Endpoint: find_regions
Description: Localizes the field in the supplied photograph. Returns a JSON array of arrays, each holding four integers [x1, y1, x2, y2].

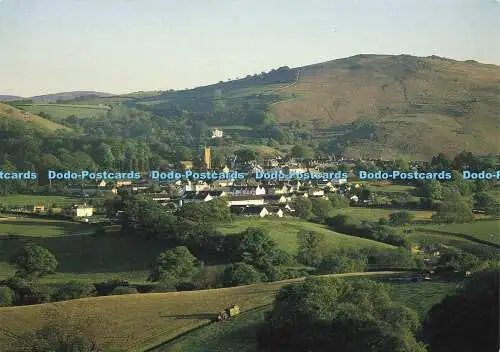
[[0, 217, 89, 237], [0, 272, 401, 352], [0, 102, 71, 132], [0, 229, 171, 282], [159, 281, 457, 352], [15, 103, 110, 120], [0, 194, 80, 207], [218, 217, 395, 253], [333, 207, 435, 222], [418, 219, 500, 246]]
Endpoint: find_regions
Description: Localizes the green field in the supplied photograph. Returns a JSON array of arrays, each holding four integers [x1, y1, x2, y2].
[[407, 231, 499, 259], [366, 184, 417, 193], [0, 272, 399, 352], [0, 217, 89, 237], [0, 230, 171, 282], [219, 217, 395, 254], [0, 194, 82, 207], [16, 103, 110, 120], [333, 207, 435, 222], [418, 219, 500, 246], [155, 280, 457, 352]]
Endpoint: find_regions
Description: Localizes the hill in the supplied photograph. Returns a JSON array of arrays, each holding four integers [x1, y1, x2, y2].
[[0, 103, 72, 132], [126, 54, 500, 159], [271, 55, 500, 159], [29, 91, 113, 103], [0, 272, 400, 352], [0, 95, 23, 102]]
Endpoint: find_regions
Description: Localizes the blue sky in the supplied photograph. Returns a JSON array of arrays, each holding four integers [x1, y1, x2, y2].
[[0, 0, 499, 96]]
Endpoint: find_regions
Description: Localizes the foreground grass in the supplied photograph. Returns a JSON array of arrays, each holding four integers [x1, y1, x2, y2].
[[0, 272, 397, 352], [418, 219, 500, 246], [219, 217, 394, 253], [155, 280, 458, 352]]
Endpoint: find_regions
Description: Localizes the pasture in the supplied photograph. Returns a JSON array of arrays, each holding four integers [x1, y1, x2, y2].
[[218, 217, 395, 254], [0, 194, 82, 207], [157, 280, 457, 352], [0, 272, 399, 352], [16, 103, 109, 120], [418, 219, 500, 246]]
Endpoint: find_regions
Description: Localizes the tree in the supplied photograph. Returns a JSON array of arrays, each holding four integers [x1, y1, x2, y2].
[[419, 180, 443, 200], [237, 227, 277, 267], [422, 268, 499, 352], [317, 248, 368, 274], [293, 197, 312, 219], [235, 148, 260, 163], [148, 246, 200, 285], [11, 244, 58, 279], [296, 230, 325, 266], [473, 192, 496, 210], [257, 277, 426, 352], [222, 263, 262, 287], [388, 211, 414, 226], [432, 200, 473, 223], [0, 286, 14, 307], [437, 250, 479, 272], [359, 188, 372, 202], [290, 144, 315, 159], [330, 194, 349, 208], [311, 198, 333, 222], [52, 281, 96, 301]]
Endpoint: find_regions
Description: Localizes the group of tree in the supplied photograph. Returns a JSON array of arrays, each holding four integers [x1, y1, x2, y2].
[[257, 277, 426, 351]]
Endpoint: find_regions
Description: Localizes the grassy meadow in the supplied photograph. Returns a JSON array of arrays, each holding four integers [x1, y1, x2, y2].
[[157, 280, 457, 352], [0, 194, 79, 207], [218, 217, 395, 254], [16, 103, 110, 120], [0, 272, 401, 352], [417, 219, 500, 246]]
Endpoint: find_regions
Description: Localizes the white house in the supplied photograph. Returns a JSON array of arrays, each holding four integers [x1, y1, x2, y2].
[[67, 204, 94, 217], [211, 128, 224, 138], [349, 195, 359, 203], [308, 189, 325, 197], [227, 195, 266, 207], [229, 185, 266, 196]]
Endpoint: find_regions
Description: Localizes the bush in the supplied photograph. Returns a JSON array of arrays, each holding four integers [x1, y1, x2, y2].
[[222, 263, 263, 287], [11, 244, 58, 279], [52, 281, 96, 301], [0, 286, 14, 307], [110, 286, 138, 295], [388, 211, 414, 226], [94, 279, 129, 296]]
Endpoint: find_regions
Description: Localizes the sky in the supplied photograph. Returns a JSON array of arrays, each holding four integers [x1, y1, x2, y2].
[[0, 0, 499, 97]]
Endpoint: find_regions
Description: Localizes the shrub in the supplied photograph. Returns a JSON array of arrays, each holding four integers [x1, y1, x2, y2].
[[52, 281, 96, 301], [0, 286, 14, 307], [110, 286, 138, 295], [94, 279, 129, 296], [222, 263, 263, 287]]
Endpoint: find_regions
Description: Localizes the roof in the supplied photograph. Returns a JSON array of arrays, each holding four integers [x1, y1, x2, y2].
[[227, 195, 265, 201]]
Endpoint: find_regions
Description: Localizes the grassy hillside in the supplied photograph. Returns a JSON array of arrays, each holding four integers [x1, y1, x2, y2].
[[0, 103, 71, 132], [0, 272, 399, 352], [416, 219, 500, 246], [14, 103, 110, 120], [158, 281, 457, 352], [218, 217, 395, 253], [271, 55, 500, 159], [122, 54, 499, 159]]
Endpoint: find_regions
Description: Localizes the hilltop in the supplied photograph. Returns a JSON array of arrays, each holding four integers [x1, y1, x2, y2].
[[9, 54, 500, 159], [0, 103, 72, 132], [124, 54, 500, 159], [0, 95, 23, 102]]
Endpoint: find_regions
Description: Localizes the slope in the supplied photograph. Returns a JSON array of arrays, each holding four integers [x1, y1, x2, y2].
[[0, 272, 397, 352], [128, 54, 500, 159], [0, 103, 72, 132], [271, 54, 500, 159]]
